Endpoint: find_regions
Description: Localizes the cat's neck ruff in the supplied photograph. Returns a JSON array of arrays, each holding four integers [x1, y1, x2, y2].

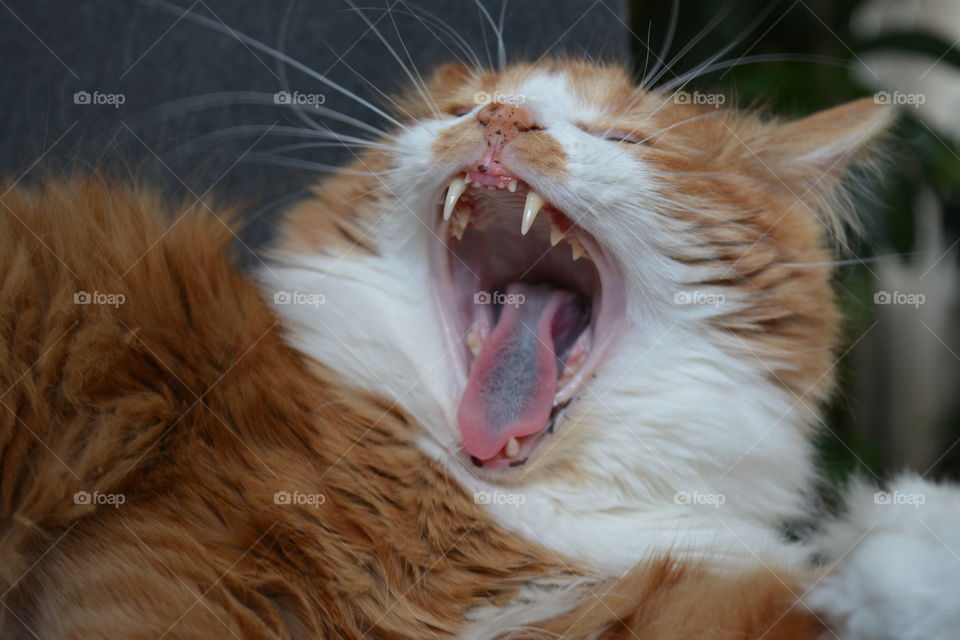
[[263, 243, 813, 575]]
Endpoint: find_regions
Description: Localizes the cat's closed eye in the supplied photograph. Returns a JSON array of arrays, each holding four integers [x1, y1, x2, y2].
[[447, 105, 473, 117], [600, 130, 647, 145], [576, 123, 650, 145]]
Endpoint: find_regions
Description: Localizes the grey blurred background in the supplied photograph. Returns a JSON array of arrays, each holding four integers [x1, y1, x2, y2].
[[0, 0, 628, 247], [1, 0, 958, 489]]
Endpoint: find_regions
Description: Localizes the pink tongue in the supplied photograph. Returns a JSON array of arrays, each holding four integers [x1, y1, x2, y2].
[[457, 283, 581, 461]]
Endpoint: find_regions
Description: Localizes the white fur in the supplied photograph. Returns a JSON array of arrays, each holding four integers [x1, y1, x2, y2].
[[806, 474, 960, 640]]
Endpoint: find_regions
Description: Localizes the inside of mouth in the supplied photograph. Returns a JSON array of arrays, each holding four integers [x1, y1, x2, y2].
[[442, 182, 602, 467]]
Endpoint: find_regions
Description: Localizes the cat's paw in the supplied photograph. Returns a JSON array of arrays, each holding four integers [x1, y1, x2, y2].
[[805, 474, 960, 640]]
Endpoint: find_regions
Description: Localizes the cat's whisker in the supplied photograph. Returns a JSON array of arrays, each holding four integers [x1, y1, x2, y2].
[[644, 2, 734, 89], [138, 92, 390, 139], [470, 0, 506, 70], [392, 2, 484, 70], [598, 105, 741, 146], [635, 109, 742, 145], [640, 0, 679, 88], [630, 2, 781, 130], [666, 0, 782, 92], [275, 1, 325, 133], [242, 152, 400, 176], [598, 5, 735, 138], [140, 0, 409, 131], [168, 124, 390, 160], [265, 140, 392, 155], [385, 6, 444, 117], [344, 0, 441, 119], [659, 53, 850, 93]]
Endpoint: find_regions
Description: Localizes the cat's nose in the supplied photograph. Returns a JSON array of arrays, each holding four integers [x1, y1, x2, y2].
[[477, 102, 540, 148]]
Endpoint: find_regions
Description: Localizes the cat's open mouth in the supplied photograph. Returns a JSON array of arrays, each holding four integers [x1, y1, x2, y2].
[[431, 170, 625, 472]]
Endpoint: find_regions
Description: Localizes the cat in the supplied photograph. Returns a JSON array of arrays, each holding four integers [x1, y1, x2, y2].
[[1, 56, 957, 638]]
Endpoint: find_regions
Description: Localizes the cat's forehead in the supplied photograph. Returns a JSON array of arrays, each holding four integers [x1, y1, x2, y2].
[[469, 62, 641, 119]]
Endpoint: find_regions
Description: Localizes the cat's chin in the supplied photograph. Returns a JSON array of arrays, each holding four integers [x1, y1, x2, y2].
[[429, 169, 626, 473]]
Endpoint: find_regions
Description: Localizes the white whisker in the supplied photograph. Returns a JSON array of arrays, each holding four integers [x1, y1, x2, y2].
[[138, 91, 388, 138], [242, 152, 400, 175], [645, 2, 734, 88], [659, 53, 849, 92], [344, 0, 441, 118], [641, 0, 679, 87], [140, 0, 408, 130]]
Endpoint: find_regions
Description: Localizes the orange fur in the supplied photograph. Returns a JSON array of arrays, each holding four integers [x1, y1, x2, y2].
[[0, 177, 823, 638]]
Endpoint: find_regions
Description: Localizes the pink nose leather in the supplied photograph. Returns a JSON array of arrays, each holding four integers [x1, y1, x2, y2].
[[474, 102, 540, 176]]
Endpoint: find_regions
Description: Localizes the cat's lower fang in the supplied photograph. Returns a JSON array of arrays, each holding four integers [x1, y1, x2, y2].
[[569, 234, 587, 261], [504, 437, 520, 458], [467, 326, 484, 359], [451, 202, 472, 240]]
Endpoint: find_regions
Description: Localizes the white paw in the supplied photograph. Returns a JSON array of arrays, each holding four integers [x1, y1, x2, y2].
[[805, 474, 960, 640]]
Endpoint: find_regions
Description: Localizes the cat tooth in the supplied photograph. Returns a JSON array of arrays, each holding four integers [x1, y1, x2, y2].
[[443, 176, 467, 221], [504, 437, 520, 458], [451, 202, 471, 240], [521, 191, 545, 235], [507, 179, 518, 193], [550, 222, 564, 247], [467, 328, 483, 359], [568, 234, 587, 261]]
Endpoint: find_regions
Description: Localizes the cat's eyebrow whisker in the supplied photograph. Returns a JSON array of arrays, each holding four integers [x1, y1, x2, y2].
[[644, 1, 734, 89], [663, 0, 782, 93], [597, 3, 734, 138], [344, 0, 442, 120], [140, 0, 408, 131], [629, 2, 780, 131], [138, 91, 388, 139], [659, 53, 851, 93], [640, 0, 680, 88]]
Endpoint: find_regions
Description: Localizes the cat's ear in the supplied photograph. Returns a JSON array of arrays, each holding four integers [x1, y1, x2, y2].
[[754, 98, 893, 193]]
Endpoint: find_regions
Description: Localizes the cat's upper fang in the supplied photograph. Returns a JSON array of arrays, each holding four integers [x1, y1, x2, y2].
[[521, 191, 544, 235], [443, 175, 467, 221]]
